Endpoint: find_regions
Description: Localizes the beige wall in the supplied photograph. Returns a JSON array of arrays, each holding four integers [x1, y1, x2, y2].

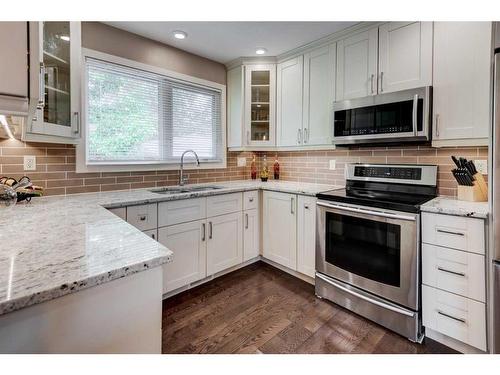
[[81, 22, 226, 85]]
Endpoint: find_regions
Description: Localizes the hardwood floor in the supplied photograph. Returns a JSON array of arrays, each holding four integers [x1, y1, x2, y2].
[[162, 261, 456, 354]]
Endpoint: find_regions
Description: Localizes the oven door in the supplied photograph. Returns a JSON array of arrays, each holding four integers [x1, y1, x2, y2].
[[316, 200, 419, 310]]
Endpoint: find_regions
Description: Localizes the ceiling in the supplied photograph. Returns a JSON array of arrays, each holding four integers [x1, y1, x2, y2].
[[105, 22, 358, 64]]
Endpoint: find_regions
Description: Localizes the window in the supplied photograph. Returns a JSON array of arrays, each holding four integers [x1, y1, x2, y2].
[[83, 55, 224, 167]]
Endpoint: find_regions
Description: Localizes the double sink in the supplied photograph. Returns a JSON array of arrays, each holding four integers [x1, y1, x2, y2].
[[149, 185, 224, 195]]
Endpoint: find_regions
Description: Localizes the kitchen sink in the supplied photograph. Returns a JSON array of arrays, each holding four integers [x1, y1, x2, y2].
[[149, 185, 224, 195]]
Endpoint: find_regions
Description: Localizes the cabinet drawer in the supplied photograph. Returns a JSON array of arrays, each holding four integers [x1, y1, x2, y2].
[[422, 212, 485, 254], [158, 197, 206, 227], [422, 285, 486, 351], [108, 207, 126, 221], [207, 193, 242, 217], [126, 204, 157, 231], [243, 190, 259, 210], [422, 244, 485, 302]]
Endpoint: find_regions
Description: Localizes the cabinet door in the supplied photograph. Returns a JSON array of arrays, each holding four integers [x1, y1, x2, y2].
[[303, 44, 336, 146], [158, 220, 207, 294], [262, 191, 297, 270], [244, 64, 276, 146], [336, 28, 378, 100], [297, 196, 316, 278], [276, 56, 304, 146], [207, 212, 243, 275], [28, 22, 81, 141], [432, 22, 491, 143], [378, 22, 432, 93], [243, 209, 260, 261], [0, 22, 28, 98], [227, 65, 244, 148]]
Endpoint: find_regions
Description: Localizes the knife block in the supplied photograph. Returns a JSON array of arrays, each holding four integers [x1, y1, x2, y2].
[[457, 173, 488, 202]]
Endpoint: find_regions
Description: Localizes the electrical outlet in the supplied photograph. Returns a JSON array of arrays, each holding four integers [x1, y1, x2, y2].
[[237, 157, 247, 167], [23, 155, 36, 171], [474, 160, 488, 175], [329, 160, 336, 170]]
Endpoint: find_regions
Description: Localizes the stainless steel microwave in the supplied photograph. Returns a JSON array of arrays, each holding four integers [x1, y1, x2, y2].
[[332, 86, 432, 146]]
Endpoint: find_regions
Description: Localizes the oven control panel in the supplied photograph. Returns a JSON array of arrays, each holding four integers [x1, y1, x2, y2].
[[354, 166, 422, 180]]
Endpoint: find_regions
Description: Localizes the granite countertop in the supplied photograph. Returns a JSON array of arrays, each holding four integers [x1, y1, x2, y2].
[[420, 196, 490, 219], [0, 179, 340, 316]]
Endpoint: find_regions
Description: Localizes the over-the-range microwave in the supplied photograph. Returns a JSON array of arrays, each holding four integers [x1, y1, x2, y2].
[[332, 86, 432, 146]]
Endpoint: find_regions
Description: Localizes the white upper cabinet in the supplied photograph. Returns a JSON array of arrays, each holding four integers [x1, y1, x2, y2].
[[26, 22, 82, 144], [303, 44, 336, 146], [244, 64, 276, 146], [276, 56, 304, 146], [227, 66, 244, 148], [336, 28, 378, 100], [378, 22, 433, 93], [0, 22, 28, 114], [432, 22, 491, 145]]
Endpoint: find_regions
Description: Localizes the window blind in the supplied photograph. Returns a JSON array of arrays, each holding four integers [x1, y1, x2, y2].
[[85, 57, 223, 164]]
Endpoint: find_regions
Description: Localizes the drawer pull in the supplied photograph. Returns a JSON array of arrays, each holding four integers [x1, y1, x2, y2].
[[249, 198, 254, 202], [139, 215, 147, 221], [437, 267, 466, 277], [437, 310, 467, 324], [245, 213, 249, 229], [202, 223, 206, 241], [436, 229, 464, 236]]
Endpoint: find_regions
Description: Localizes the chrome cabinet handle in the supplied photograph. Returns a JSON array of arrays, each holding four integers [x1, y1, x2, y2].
[[297, 128, 302, 144], [73, 112, 80, 135], [437, 310, 466, 324], [436, 228, 464, 236], [291, 197, 295, 214], [249, 197, 254, 202], [209, 221, 213, 239], [245, 213, 249, 229], [139, 215, 147, 221], [38, 62, 46, 108], [151, 232, 155, 240], [202, 223, 206, 241], [304, 204, 309, 209], [370, 74, 375, 94], [304, 128, 308, 143], [437, 267, 466, 277], [380, 71, 384, 92], [412, 94, 418, 136], [435, 114, 440, 137]]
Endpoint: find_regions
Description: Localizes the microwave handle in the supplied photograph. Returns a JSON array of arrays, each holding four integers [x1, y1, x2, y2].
[[317, 201, 417, 222], [412, 94, 418, 136]]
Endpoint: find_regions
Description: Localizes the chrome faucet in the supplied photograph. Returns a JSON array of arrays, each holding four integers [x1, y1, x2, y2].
[[179, 150, 200, 186]]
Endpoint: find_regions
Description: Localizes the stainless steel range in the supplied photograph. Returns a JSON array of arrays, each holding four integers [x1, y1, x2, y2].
[[315, 163, 438, 342]]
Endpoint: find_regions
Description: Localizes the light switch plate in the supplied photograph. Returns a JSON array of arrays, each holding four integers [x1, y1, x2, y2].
[[23, 155, 36, 171], [474, 160, 488, 175], [237, 157, 247, 167], [329, 160, 336, 170]]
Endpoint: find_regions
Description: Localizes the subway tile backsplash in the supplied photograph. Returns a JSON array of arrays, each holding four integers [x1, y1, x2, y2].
[[0, 138, 487, 197]]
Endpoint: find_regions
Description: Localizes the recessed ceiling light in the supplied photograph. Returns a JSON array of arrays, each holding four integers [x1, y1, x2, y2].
[[173, 31, 187, 40], [255, 48, 267, 55]]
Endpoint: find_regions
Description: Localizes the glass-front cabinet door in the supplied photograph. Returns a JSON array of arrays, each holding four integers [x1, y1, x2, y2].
[[244, 64, 276, 146], [28, 22, 81, 143]]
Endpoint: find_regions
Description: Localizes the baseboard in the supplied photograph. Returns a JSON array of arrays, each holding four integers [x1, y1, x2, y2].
[[425, 327, 487, 354], [260, 257, 315, 285]]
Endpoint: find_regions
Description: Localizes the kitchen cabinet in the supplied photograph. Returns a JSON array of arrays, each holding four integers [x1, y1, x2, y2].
[[227, 66, 244, 148], [127, 203, 158, 231], [378, 22, 433, 93], [158, 220, 207, 293], [243, 208, 260, 261], [276, 56, 304, 146], [25, 21, 82, 144], [297, 195, 317, 278], [262, 191, 297, 270], [432, 22, 491, 146], [302, 44, 336, 146], [244, 64, 276, 146], [0, 22, 29, 114], [336, 28, 378, 100], [207, 212, 243, 275]]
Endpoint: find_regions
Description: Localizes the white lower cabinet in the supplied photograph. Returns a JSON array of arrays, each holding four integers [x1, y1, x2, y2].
[[262, 191, 297, 270], [243, 209, 260, 261], [297, 196, 317, 278], [158, 220, 207, 294], [207, 212, 243, 275]]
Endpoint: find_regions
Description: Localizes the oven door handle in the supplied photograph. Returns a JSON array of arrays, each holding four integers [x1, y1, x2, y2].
[[317, 201, 417, 222], [316, 273, 415, 318], [412, 93, 418, 136]]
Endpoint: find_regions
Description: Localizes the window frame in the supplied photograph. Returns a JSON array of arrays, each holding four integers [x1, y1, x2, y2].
[[76, 48, 226, 173]]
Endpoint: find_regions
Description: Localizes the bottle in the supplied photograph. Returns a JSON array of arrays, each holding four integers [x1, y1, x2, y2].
[[273, 154, 280, 180], [250, 155, 257, 180], [260, 154, 269, 182]]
